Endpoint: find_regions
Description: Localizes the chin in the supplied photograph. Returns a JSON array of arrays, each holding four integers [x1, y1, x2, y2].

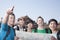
[[10, 23, 14, 25]]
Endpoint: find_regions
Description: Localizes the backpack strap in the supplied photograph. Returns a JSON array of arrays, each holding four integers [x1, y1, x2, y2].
[[3, 26, 10, 40]]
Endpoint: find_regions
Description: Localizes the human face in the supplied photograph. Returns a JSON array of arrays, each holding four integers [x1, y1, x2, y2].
[[18, 19, 25, 26], [37, 18, 44, 26], [27, 23, 33, 29], [49, 21, 57, 31], [8, 15, 15, 26]]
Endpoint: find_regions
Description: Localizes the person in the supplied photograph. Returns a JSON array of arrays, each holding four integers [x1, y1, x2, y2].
[[36, 16, 51, 33], [15, 16, 28, 40], [0, 6, 16, 40], [48, 19, 60, 40], [14, 17, 27, 32], [23, 16, 37, 32], [26, 20, 34, 32]]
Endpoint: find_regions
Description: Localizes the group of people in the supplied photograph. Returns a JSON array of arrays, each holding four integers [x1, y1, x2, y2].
[[0, 7, 60, 40]]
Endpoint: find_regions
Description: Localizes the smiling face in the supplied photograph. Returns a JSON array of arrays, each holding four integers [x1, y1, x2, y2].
[[48, 19, 58, 31], [8, 14, 15, 27], [49, 21, 57, 31], [18, 17, 25, 27], [37, 18, 44, 26], [19, 19, 25, 26], [37, 16, 44, 27], [27, 22, 33, 29]]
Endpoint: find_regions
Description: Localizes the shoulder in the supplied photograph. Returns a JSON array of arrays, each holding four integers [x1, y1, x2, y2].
[[1, 23, 8, 30], [57, 30, 60, 40], [1, 23, 7, 26]]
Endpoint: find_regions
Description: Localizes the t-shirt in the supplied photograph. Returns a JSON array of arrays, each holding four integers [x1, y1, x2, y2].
[[52, 31, 60, 40], [0, 23, 15, 40], [32, 28, 52, 33], [37, 29, 47, 33], [51, 33, 57, 39], [32, 29, 36, 33], [37, 28, 52, 33]]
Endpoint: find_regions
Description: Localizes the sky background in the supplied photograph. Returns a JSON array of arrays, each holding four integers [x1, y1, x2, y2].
[[0, 0, 60, 23]]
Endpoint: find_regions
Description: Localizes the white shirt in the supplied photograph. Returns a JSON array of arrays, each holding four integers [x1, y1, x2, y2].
[[52, 32, 57, 39]]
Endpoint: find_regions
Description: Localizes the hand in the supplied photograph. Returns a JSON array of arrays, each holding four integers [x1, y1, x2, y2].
[[14, 36, 19, 40], [7, 6, 14, 15]]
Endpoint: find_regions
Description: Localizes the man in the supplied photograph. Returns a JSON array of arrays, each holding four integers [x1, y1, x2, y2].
[[36, 16, 51, 33], [48, 19, 60, 40], [0, 6, 16, 40]]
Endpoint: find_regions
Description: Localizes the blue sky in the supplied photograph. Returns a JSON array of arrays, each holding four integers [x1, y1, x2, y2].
[[0, 0, 60, 23]]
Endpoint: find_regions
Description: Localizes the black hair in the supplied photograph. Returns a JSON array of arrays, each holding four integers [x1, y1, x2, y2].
[[37, 16, 44, 21], [8, 13, 15, 27], [9, 13, 15, 19], [48, 19, 58, 25], [18, 17, 25, 21], [26, 19, 34, 25]]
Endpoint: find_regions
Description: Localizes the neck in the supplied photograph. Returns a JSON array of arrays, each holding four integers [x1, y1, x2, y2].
[[38, 25, 44, 29], [18, 25, 23, 28], [52, 29, 58, 33], [8, 23, 13, 27], [27, 28, 32, 32]]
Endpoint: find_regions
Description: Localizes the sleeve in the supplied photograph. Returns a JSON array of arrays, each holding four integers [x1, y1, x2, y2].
[[1, 23, 8, 30]]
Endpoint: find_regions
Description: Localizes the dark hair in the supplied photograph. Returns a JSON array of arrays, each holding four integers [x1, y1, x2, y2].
[[8, 13, 15, 27], [48, 19, 58, 25], [37, 16, 44, 21], [9, 13, 15, 19], [26, 20, 34, 25], [18, 17, 25, 21]]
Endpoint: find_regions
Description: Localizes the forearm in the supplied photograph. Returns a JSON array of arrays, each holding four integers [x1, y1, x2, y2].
[[2, 6, 14, 24], [2, 14, 9, 24]]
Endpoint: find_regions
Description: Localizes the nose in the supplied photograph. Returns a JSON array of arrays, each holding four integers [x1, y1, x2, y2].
[[52, 24, 55, 27]]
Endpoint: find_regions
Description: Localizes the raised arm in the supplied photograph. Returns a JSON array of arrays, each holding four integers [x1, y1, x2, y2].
[[2, 6, 14, 24]]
